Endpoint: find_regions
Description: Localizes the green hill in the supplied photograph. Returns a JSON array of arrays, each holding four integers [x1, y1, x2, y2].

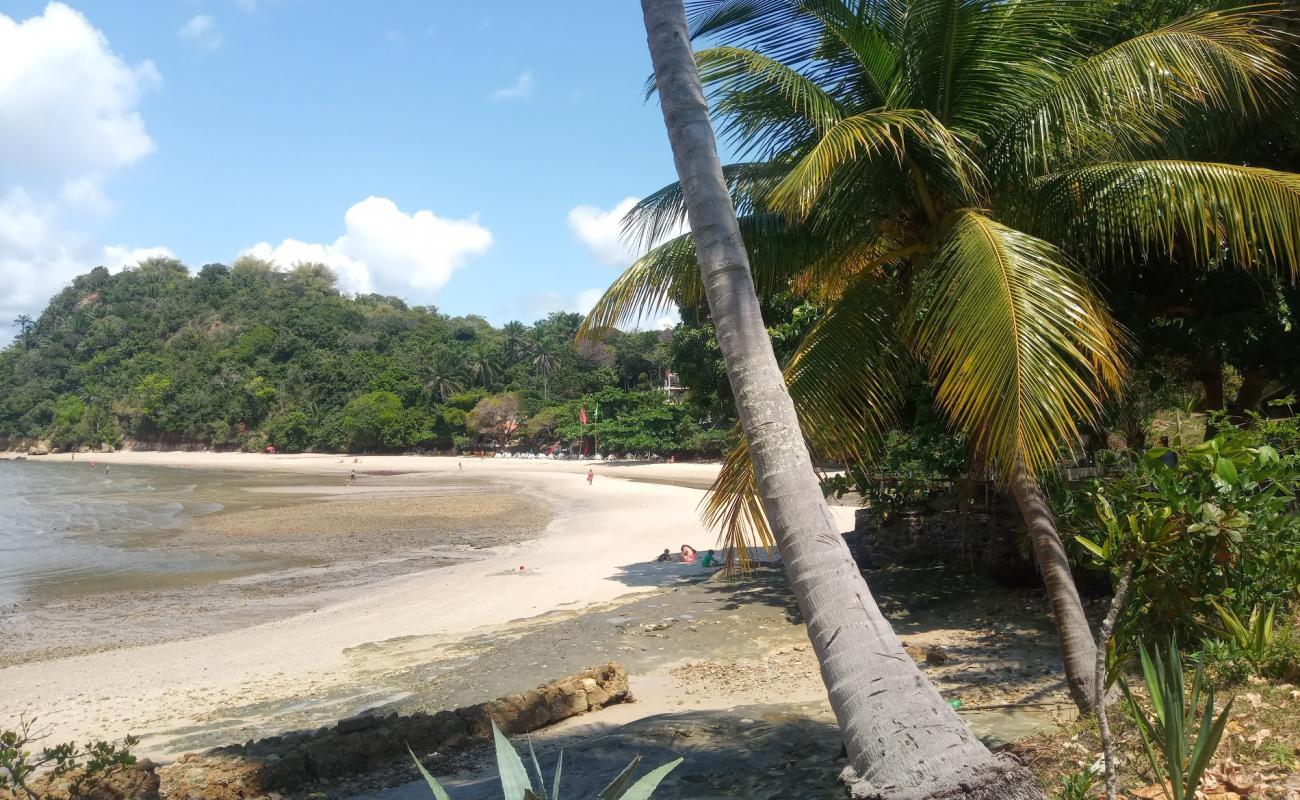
[[0, 257, 732, 456]]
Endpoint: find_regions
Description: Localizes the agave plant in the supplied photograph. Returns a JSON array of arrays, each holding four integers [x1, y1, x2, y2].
[[1122, 640, 1234, 800], [581, 0, 1300, 711], [1211, 602, 1277, 665], [409, 722, 681, 800]]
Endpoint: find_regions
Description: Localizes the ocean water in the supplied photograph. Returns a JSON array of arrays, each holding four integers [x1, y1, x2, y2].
[[0, 460, 232, 607]]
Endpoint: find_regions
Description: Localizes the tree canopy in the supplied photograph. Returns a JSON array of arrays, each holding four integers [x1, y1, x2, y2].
[[0, 257, 728, 455]]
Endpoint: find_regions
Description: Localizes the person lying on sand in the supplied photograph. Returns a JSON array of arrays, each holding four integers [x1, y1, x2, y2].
[[680, 544, 697, 563]]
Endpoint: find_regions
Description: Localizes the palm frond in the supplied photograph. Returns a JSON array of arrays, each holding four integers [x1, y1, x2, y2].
[[989, 6, 1291, 179], [906, 210, 1125, 481], [769, 107, 983, 217], [621, 162, 788, 254], [697, 46, 845, 158], [703, 276, 913, 563], [1019, 161, 1300, 276], [579, 214, 822, 338]]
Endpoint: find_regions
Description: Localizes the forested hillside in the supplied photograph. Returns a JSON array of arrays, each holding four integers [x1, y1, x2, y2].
[[0, 257, 735, 455]]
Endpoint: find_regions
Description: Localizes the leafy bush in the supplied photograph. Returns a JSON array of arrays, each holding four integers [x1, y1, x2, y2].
[[821, 405, 968, 522], [1065, 424, 1300, 647], [410, 722, 680, 799], [0, 718, 137, 800]]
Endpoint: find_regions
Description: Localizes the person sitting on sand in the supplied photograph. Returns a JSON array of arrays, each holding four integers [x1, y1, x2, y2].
[[680, 544, 697, 563], [655, 548, 672, 563], [699, 549, 719, 568]]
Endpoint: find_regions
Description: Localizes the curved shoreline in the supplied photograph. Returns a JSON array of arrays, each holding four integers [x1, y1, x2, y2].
[[2, 452, 833, 758]]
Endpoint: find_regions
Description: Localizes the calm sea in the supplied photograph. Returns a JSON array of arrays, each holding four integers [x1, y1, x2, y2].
[[0, 460, 232, 608]]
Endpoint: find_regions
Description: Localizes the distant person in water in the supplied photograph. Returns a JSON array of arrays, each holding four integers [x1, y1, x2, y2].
[[348, 470, 356, 485], [586, 468, 594, 485], [699, 549, 719, 568], [655, 548, 672, 563], [680, 544, 697, 563], [105, 465, 110, 475]]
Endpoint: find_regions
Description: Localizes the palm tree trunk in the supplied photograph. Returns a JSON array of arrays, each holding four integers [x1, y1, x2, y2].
[[641, 3, 1043, 798], [1009, 458, 1098, 712]]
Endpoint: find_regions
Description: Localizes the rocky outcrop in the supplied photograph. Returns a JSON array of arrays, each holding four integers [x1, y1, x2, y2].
[[0, 761, 161, 800], [156, 662, 629, 800]]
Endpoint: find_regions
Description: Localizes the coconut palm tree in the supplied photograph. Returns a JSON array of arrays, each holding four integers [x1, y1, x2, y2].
[[422, 352, 466, 403], [466, 346, 500, 390], [501, 320, 529, 366], [633, 2, 1045, 797], [11, 315, 34, 351], [591, 0, 1300, 712], [527, 337, 560, 401]]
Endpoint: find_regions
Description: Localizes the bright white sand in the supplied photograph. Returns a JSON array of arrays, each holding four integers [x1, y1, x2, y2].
[[3, 451, 855, 756]]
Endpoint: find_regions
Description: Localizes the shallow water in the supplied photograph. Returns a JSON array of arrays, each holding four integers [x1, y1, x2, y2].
[[0, 460, 287, 608]]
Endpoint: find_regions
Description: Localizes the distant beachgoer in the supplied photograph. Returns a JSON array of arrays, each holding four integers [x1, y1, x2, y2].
[[458, 461, 462, 471], [700, 549, 719, 568], [680, 544, 697, 563], [348, 469, 356, 485], [89, 459, 95, 467], [70, 453, 75, 461], [586, 468, 594, 485], [105, 465, 110, 475], [655, 548, 672, 563]]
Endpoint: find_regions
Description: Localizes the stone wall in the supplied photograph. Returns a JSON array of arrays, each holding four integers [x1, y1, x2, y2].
[[852, 499, 1031, 577], [6, 663, 629, 800]]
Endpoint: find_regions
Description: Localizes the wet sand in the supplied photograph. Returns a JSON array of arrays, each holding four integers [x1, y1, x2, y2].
[[2, 468, 548, 667], [2, 451, 805, 757]]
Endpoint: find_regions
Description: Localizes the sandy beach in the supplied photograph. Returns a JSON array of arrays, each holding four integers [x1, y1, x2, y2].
[[2, 451, 861, 758]]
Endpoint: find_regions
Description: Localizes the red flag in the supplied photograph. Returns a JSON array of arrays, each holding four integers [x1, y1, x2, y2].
[[579, 405, 588, 425]]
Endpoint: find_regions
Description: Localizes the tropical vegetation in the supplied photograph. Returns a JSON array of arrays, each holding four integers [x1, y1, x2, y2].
[[587, 0, 1300, 711], [0, 257, 733, 457]]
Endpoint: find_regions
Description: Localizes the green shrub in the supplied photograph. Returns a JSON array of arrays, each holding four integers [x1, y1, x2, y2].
[[1, 718, 137, 800], [1064, 423, 1300, 647]]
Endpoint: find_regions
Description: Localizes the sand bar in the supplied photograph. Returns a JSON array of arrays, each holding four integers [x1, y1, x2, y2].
[[2, 451, 855, 757]]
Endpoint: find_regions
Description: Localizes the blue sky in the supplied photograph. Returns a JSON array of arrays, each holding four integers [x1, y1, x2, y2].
[[0, 1, 706, 328]]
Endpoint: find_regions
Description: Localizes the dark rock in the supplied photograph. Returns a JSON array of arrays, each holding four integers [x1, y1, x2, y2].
[[336, 711, 378, 735]]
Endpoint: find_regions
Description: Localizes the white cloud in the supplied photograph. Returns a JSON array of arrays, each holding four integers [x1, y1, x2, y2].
[[490, 71, 534, 101], [523, 287, 605, 318], [567, 197, 689, 267], [0, 3, 159, 189], [178, 15, 222, 51], [101, 245, 176, 271], [242, 196, 493, 298], [0, 3, 166, 324]]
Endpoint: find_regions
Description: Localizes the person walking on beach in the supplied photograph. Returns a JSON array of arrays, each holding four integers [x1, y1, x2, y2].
[[586, 468, 594, 485], [348, 469, 356, 485]]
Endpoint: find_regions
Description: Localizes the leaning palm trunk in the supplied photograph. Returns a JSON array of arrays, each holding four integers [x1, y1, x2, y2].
[[1009, 460, 1099, 712], [641, 3, 1043, 798]]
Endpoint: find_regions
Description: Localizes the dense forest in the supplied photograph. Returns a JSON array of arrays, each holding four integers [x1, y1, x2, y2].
[[0, 257, 739, 456]]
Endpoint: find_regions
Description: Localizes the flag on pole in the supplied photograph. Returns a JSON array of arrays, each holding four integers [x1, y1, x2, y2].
[[579, 405, 588, 425], [594, 402, 600, 421]]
